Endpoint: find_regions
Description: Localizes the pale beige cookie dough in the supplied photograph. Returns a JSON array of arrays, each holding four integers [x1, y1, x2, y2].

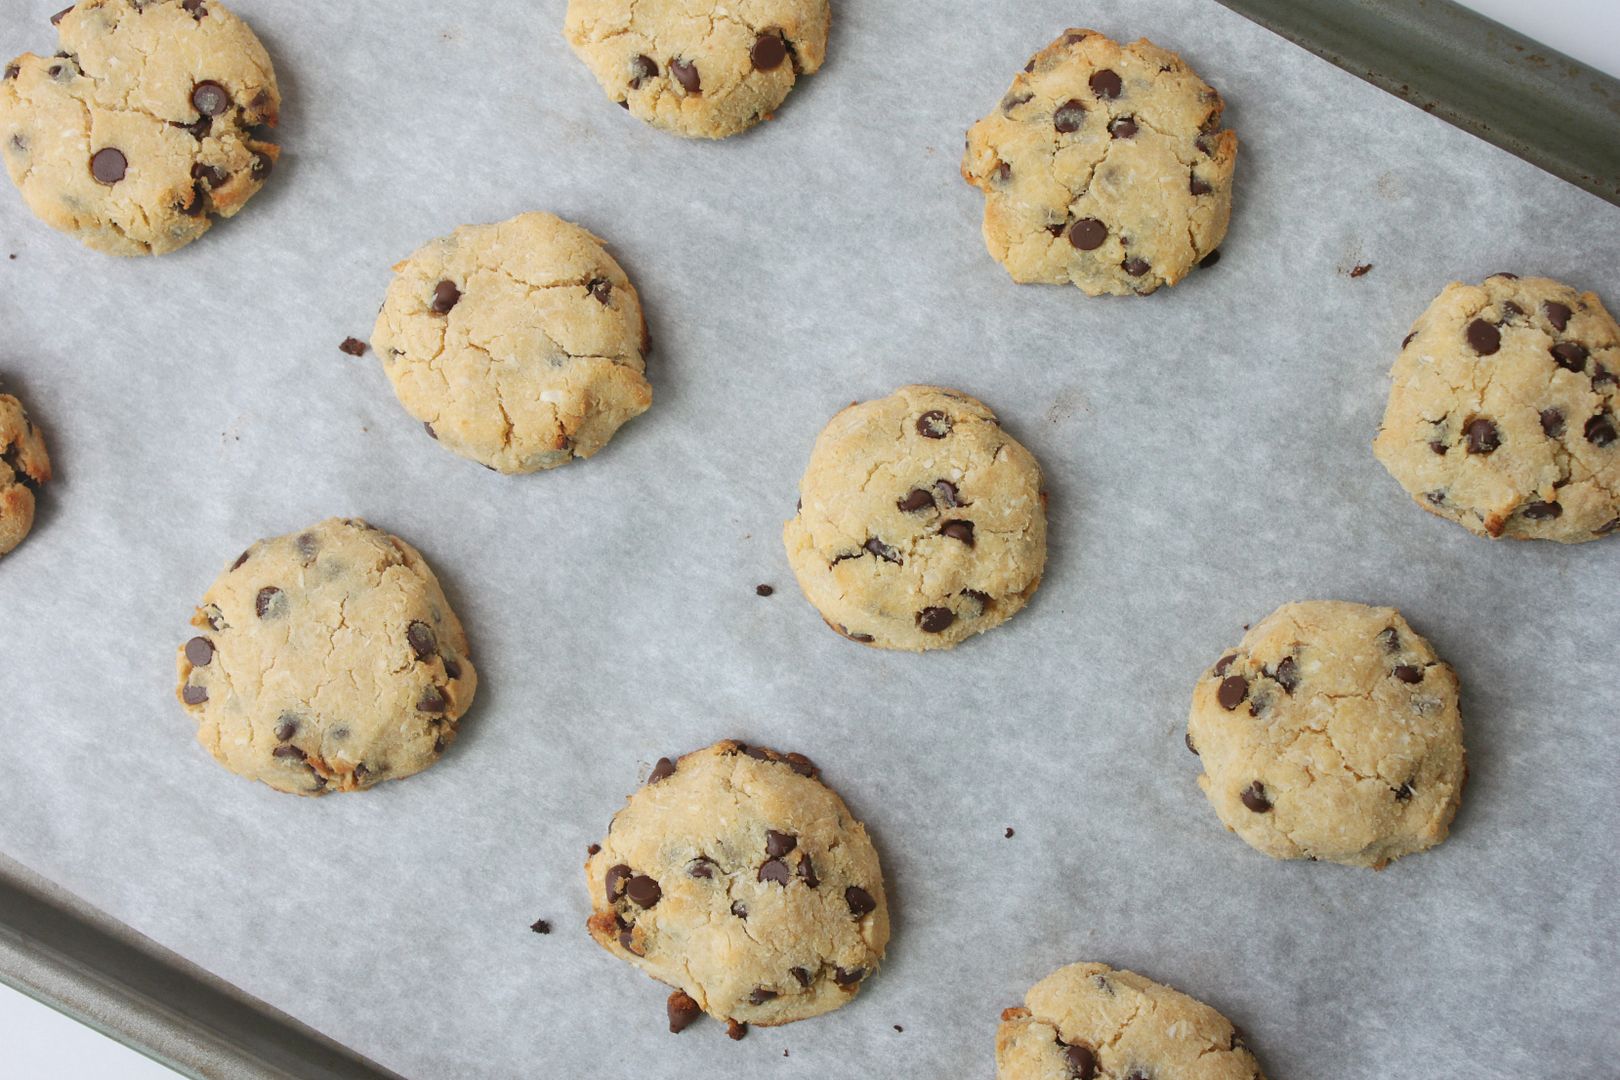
[[0, 0, 280, 256], [1187, 601, 1465, 869], [1374, 274, 1620, 542], [585, 740, 888, 1034], [783, 385, 1047, 652], [176, 517, 477, 796], [962, 28, 1236, 296], [999, 962, 1264, 1080], [372, 212, 652, 474], [0, 391, 51, 557], [564, 0, 829, 139]]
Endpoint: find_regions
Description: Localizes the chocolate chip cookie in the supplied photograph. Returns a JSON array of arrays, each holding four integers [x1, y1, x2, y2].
[[1374, 274, 1620, 542], [0, 0, 279, 256], [0, 390, 51, 558], [998, 961, 1264, 1080], [176, 518, 476, 796], [372, 212, 652, 474], [783, 385, 1047, 652], [962, 29, 1237, 296], [585, 741, 888, 1033], [1187, 601, 1465, 869], [564, 0, 829, 139]]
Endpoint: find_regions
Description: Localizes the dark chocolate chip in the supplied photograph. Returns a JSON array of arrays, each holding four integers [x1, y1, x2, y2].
[[916, 410, 952, 438], [1066, 1044, 1097, 1079], [1393, 664, 1423, 684], [1522, 500, 1563, 521], [765, 830, 797, 857], [648, 756, 676, 783], [1595, 364, 1616, 388], [748, 988, 778, 1005], [1216, 675, 1248, 710], [783, 752, 818, 777], [1377, 626, 1400, 651], [727, 1020, 747, 1041], [586, 277, 612, 305], [1598, 517, 1620, 535], [1240, 781, 1272, 812], [1108, 116, 1137, 139], [1068, 217, 1107, 251], [417, 686, 447, 713], [667, 991, 701, 1033], [1190, 175, 1212, 196], [628, 54, 657, 88], [832, 967, 864, 986], [339, 337, 368, 357], [1394, 782, 1414, 801], [758, 859, 791, 885], [755, 583, 774, 597], [751, 31, 787, 71], [587, 843, 601, 855], [933, 480, 961, 507], [1465, 319, 1500, 356], [406, 620, 437, 661], [191, 162, 228, 187], [1464, 418, 1500, 455], [1214, 654, 1237, 676], [1551, 342, 1588, 372], [1540, 409, 1565, 437], [184, 636, 214, 666], [423, 421, 438, 440], [274, 715, 298, 741], [864, 537, 901, 564], [181, 684, 207, 705], [1490, 271, 1519, 280], [731, 900, 749, 918], [250, 151, 272, 179], [255, 586, 283, 618], [687, 856, 715, 879], [790, 967, 812, 987], [1122, 257, 1150, 277], [669, 57, 700, 93], [940, 519, 974, 546], [1544, 300, 1572, 332], [529, 919, 551, 934], [1053, 99, 1086, 133], [431, 280, 460, 315], [1429, 440, 1448, 455], [1350, 263, 1372, 278], [1271, 655, 1298, 694], [991, 162, 1011, 184], [271, 744, 305, 760], [1586, 414, 1617, 447], [626, 875, 662, 908], [1185, 732, 1198, 755], [90, 147, 126, 184], [898, 488, 934, 512], [443, 657, 462, 680], [50, 7, 72, 26], [916, 606, 955, 633], [191, 80, 230, 117], [1089, 69, 1122, 98], [3, 65, 16, 80], [845, 885, 876, 917], [181, 0, 208, 17], [1402, 331, 1417, 349]]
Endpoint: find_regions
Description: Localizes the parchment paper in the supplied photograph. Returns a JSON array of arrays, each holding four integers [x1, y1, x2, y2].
[[1, 1, 1616, 1076]]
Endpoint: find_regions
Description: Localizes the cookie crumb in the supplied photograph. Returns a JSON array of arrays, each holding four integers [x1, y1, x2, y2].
[[529, 919, 551, 934], [339, 337, 369, 357], [726, 1019, 748, 1041], [755, 584, 774, 597], [587, 843, 601, 855], [1350, 263, 1373, 278], [1004, 827, 1015, 839], [667, 990, 701, 1034]]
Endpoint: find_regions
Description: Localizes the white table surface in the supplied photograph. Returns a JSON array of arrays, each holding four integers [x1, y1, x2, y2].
[[3, 1, 1617, 1077]]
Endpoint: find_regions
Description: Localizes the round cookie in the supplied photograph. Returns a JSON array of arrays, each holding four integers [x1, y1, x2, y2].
[[1187, 601, 1465, 870], [176, 518, 477, 796], [0, 391, 51, 558], [0, 0, 279, 256], [962, 28, 1237, 297], [371, 212, 652, 474], [585, 740, 888, 1034], [783, 385, 1047, 652], [564, 0, 829, 139], [998, 961, 1265, 1080], [1373, 274, 1620, 542]]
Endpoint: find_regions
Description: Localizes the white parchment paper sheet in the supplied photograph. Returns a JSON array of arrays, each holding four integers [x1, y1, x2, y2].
[[1, 1, 1616, 1076]]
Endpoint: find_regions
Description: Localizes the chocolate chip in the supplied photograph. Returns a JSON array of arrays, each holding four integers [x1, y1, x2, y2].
[[1429, 440, 1447, 455], [1240, 781, 1272, 812], [181, 0, 208, 17], [1190, 175, 1212, 196], [940, 519, 974, 546], [833, 967, 864, 987], [934, 480, 961, 507], [1350, 263, 1372, 278], [765, 830, 797, 857], [1185, 732, 1198, 755], [747, 987, 778, 1006], [250, 151, 272, 179], [529, 919, 551, 934], [339, 337, 368, 357], [898, 488, 934, 512], [797, 853, 818, 887], [1425, 490, 1447, 506], [1089, 69, 1122, 98], [1402, 331, 1417, 349], [783, 752, 818, 778], [407, 620, 437, 661], [3, 65, 16, 80], [1271, 655, 1298, 694], [1121, 257, 1150, 277], [1216, 675, 1248, 710], [754, 583, 774, 597], [274, 715, 298, 741], [50, 7, 71, 26], [1599, 518, 1620, 535], [90, 148, 126, 184], [916, 606, 955, 633], [960, 589, 992, 615], [1393, 664, 1423, 683], [864, 538, 902, 564], [726, 1020, 747, 1041], [648, 757, 676, 783], [1586, 414, 1616, 446], [1464, 418, 1500, 455], [628, 54, 657, 88], [991, 162, 1011, 184], [181, 684, 207, 705], [1522, 500, 1563, 520], [431, 280, 460, 315], [423, 422, 437, 440], [669, 58, 700, 93], [255, 586, 283, 618], [443, 657, 462, 679], [618, 925, 640, 954], [1213, 654, 1236, 676], [1465, 319, 1500, 355], [1490, 271, 1519, 280], [845, 885, 876, 917], [1595, 364, 1616, 388], [1549, 341, 1589, 373], [759, 859, 791, 885], [417, 686, 447, 713], [1394, 782, 1414, 801], [626, 874, 661, 908], [790, 967, 812, 987], [916, 410, 952, 438], [687, 856, 715, 879], [668, 991, 701, 1033], [1053, 99, 1086, 133], [1544, 300, 1572, 331], [191, 80, 229, 117], [184, 637, 214, 666], [751, 31, 787, 71], [1068, 217, 1107, 251], [731, 900, 749, 918], [1065, 1043, 1097, 1079], [586, 277, 612, 305], [271, 744, 304, 760], [1377, 627, 1400, 652], [1108, 116, 1137, 139]]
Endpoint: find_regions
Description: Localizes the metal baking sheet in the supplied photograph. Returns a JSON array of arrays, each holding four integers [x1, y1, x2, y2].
[[1, 0, 1617, 1077]]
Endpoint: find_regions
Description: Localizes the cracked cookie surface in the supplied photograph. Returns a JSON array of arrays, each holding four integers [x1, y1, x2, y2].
[[0, 392, 51, 558], [962, 28, 1236, 297], [371, 212, 652, 474], [0, 0, 279, 256], [1187, 601, 1464, 870], [585, 740, 888, 1031], [1373, 274, 1620, 542], [783, 385, 1047, 652], [564, 0, 829, 139], [176, 517, 477, 797], [998, 961, 1264, 1080]]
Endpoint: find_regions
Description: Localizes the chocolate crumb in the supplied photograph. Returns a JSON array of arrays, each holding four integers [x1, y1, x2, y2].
[[755, 584, 774, 596], [1004, 827, 1014, 839], [587, 843, 601, 855], [727, 1019, 748, 1041], [894, 1025, 904, 1033], [1349, 263, 1373, 278], [529, 919, 551, 934], [338, 337, 369, 357]]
